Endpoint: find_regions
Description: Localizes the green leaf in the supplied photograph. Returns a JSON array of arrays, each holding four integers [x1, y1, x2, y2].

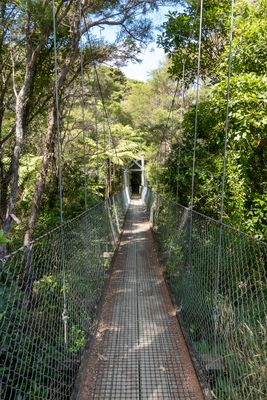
[[0, 229, 10, 245]]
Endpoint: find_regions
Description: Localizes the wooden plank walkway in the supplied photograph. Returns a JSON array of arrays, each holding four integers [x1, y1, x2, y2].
[[76, 199, 204, 400]]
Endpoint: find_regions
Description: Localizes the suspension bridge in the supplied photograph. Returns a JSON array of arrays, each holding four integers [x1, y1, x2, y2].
[[1, 0, 267, 399], [1, 187, 266, 399]]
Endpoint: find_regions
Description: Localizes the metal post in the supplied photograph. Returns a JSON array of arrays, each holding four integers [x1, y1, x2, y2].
[[141, 157, 145, 186]]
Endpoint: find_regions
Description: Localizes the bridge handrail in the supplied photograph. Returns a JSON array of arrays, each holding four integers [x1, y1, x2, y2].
[[143, 187, 267, 246], [0, 188, 130, 399], [142, 187, 267, 400]]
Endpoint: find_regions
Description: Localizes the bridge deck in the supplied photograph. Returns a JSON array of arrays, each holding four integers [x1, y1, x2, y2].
[[76, 199, 204, 400]]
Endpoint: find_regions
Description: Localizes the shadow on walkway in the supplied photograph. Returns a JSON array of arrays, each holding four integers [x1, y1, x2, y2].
[[75, 199, 204, 400]]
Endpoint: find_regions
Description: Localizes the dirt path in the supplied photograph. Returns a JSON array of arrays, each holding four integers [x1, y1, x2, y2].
[[75, 199, 204, 400]]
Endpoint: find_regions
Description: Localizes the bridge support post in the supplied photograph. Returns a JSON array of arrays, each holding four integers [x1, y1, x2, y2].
[[123, 168, 129, 188], [141, 157, 145, 186]]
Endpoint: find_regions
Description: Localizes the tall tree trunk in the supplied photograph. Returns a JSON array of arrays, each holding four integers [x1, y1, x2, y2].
[[23, 104, 57, 248], [0, 1, 65, 258], [4, 57, 33, 229], [20, 4, 80, 308], [0, 47, 37, 258], [23, 14, 81, 248]]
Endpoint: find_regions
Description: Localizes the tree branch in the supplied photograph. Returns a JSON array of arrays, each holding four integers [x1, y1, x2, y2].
[[0, 125, 15, 147]]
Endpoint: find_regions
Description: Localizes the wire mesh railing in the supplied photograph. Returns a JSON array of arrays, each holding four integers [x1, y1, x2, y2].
[[0, 189, 130, 399], [144, 189, 267, 400]]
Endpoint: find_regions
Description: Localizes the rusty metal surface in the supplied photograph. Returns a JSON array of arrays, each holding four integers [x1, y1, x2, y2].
[[77, 199, 204, 400]]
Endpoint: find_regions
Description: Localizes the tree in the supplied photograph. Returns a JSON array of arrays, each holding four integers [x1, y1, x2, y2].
[[0, 0, 179, 254], [160, 0, 267, 239], [158, 0, 232, 83]]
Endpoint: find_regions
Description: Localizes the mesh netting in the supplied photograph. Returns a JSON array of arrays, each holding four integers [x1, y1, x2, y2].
[[145, 189, 267, 400], [0, 189, 129, 399]]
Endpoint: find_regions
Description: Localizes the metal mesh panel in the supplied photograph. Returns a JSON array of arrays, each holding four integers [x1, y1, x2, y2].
[[0, 189, 129, 399], [82, 197, 204, 400], [144, 189, 267, 400]]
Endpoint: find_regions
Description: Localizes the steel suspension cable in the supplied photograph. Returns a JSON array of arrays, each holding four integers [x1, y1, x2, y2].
[[220, 0, 235, 223], [81, 14, 120, 199], [52, 0, 68, 345], [181, 58, 186, 118], [92, 61, 119, 196], [155, 81, 181, 216], [175, 11, 197, 203], [167, 81, 181, 186], [176, 58, 186, 201], [176, 145, 181, 201], [187, 0, 204, 269], [79, 2, 88, 210], [102, 100, 109, 194], [160, 80, 180, 156], [93, 64, 99, 181], [190, 0, 204, 209], [92, 63, 119, 163], [81, 11, 119, 163], [186, 0, 204, 271], [98, 26, 108, 191], [166, 81, 180, 132], [154, 78, 180, 192], [215, 0, 235, 347]]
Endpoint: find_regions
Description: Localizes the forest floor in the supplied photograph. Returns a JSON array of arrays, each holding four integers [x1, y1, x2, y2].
[[75, 198, 204, 399]]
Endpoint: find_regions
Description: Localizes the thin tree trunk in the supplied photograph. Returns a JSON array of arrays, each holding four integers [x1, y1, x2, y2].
[[23, 15, 80, 248], [19, 6, 80, 309], [0, 46, 37, 258], [23, 105, 57, 247], [0, 1, 66, 258]]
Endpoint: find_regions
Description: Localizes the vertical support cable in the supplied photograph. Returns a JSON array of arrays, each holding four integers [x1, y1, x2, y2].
[[103, 111, 108, 193], [190, 0, 203, 208], [81, 11, 119, 193], [93, 64, 99, 181], [219, 1, 234, 223], [176, 145, 181, 201], [52, 0, 68, 346], [215, 0, 235, 348], [79, 2, 88, 210], [188, 0, 204, 267], [176, 59, 186, 201], [181, 58, 186, 118], [99, 26, 107, 192]]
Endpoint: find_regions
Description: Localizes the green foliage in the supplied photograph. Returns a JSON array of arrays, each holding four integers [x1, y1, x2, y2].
[[158, 0, 267, 240], [0, 229, 10, 245], [245, 193, 267, 240], [1, 0, 267, 397], [69, 325, 86, 353], [152, 4, 267, 394], [0, 193, 126, 398], [158, 0, 232, 82], [33, 275, 61, 311], [154, 195, 267, 399]]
